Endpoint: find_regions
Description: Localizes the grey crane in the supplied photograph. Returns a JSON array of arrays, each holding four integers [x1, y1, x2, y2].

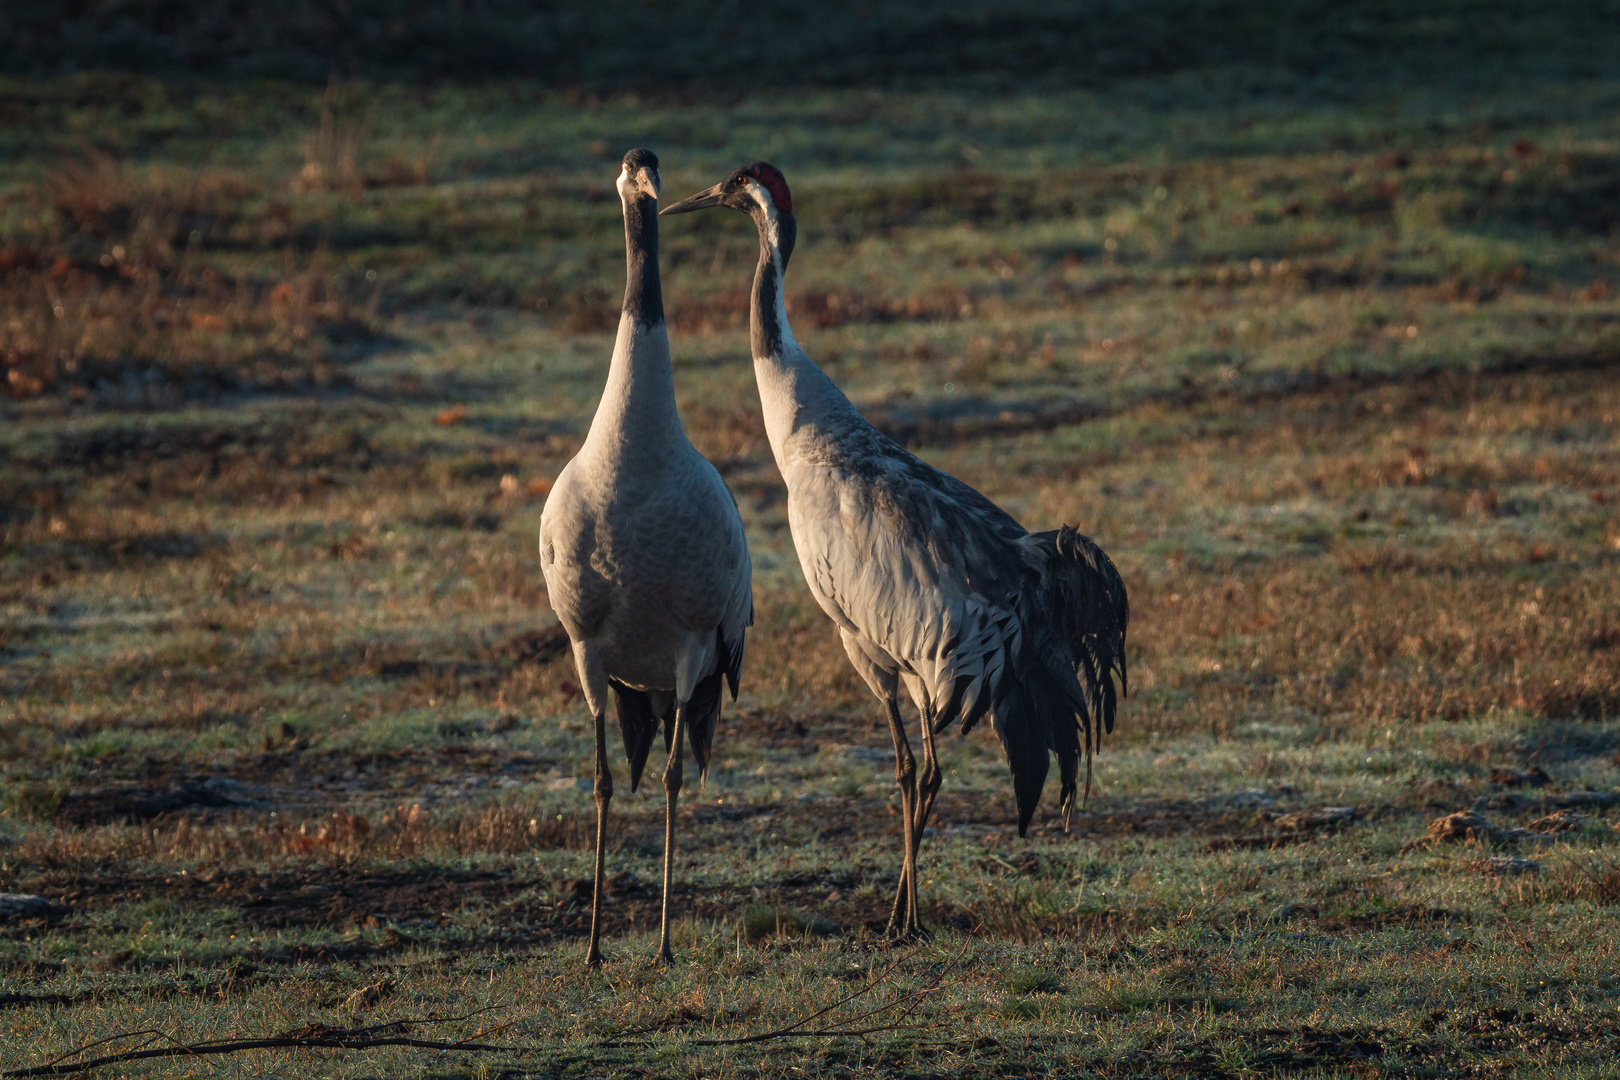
[[540, 149, 753, 965], [664, 164, 1127, 938]]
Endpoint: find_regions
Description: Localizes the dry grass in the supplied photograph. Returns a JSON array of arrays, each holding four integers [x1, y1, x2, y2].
[[16, 803, 592, 872], [3, 155, 386, 407], [3, 58, 1620, 1080]]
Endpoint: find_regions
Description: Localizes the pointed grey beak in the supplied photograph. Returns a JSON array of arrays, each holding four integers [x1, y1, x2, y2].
[[660, 181, 726, 215], [635, 167, 661, 201]]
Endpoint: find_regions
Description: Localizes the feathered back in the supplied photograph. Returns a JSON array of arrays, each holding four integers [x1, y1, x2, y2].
[[990, 525, 1129, 836]]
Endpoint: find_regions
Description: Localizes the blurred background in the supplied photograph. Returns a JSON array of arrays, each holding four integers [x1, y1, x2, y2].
[[11, 0, 1611, 86], [2, 3, 1620, 1065]]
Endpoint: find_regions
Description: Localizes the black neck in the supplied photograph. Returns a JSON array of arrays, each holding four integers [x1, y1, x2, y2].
[[622, 194, 662, 325], [750, 212, 795, 358]]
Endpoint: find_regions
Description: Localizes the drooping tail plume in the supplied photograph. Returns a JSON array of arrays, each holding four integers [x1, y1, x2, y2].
[[993, 526, 1130, 835]]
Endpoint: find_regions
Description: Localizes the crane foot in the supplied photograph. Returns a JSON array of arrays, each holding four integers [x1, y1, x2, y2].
[[884, 920, 933, 944]]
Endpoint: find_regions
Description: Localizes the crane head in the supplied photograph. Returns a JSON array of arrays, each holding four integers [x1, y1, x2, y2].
[[618, 148, 662, 202], [661, 162, 792, 220]]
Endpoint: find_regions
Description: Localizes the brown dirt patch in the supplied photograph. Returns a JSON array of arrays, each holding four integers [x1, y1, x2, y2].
[[36, 866, 535, 931], [22, 863, 893, 951], [55, 776, 269, 827]]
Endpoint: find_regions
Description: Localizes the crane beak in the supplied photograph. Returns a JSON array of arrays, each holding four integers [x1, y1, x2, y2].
[[660, 181, 726, 215], [636, 167, 661, 200]]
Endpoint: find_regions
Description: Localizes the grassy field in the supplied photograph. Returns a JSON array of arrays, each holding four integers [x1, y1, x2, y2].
[[3, 40, 1620, 1079]]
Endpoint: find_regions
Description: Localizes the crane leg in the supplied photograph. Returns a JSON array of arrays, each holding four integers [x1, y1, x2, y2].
[[889, 709, 942, 940], [881, 697, 921, 939], [908, 713, 943, 937], [913, 717, 943, 846], [657, 701, 689, 964], [586, 708, 614, 968]]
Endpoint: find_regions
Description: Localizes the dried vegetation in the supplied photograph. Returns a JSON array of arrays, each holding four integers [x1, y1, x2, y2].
[[3, 14, 1620, 1075]]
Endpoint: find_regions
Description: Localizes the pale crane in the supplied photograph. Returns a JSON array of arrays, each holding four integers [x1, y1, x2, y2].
[[540, 149, 753, 965]]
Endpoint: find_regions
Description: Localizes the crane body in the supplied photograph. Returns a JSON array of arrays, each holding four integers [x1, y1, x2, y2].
[[664, 164, 1126, 936], [541, 150, 752, 965]]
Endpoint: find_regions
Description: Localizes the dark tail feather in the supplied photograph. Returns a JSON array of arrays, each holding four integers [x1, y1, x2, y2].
[[615, 624, 741, 791], [995, 663, 1088, 836], [698, 621, 746, 782], [988, 525, 1129, 833], [609, 679, 661, 793], [1044, 525, 1130, 736], [684, 667, 726, 781], [722, 605, 750, 700], [1042, 669, 1084, 830], [991, 679, 1051, 838], [1042, 525, 1128, 815]]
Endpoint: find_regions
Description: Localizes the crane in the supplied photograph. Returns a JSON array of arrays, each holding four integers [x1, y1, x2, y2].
[[663, 163, 1127, 938], [540, 149, 753, 965]]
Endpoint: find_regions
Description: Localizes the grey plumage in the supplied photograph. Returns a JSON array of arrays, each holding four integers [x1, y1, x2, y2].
[[663, 162, 1127, 937], [788, 411, 1128, 832], [539, 149, 752, 966]]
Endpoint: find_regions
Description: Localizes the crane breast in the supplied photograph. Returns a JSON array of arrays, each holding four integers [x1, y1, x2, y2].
[[785, 458, 1021, 720]]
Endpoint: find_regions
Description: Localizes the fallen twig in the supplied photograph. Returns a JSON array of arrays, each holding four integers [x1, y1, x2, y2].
[[2, 1034, 519, 1077], [2, 1011, 516, 1078], [31, 1031, 172, 1073]]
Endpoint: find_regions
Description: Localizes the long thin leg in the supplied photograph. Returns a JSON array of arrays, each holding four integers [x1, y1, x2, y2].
[[881, 697, 919, 939], [903, 711, 944, 938], [657, 702, 688, 964], [885, 718, 910, 932], [888, 707, 944, 939], [585, 708, 614, 968]]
